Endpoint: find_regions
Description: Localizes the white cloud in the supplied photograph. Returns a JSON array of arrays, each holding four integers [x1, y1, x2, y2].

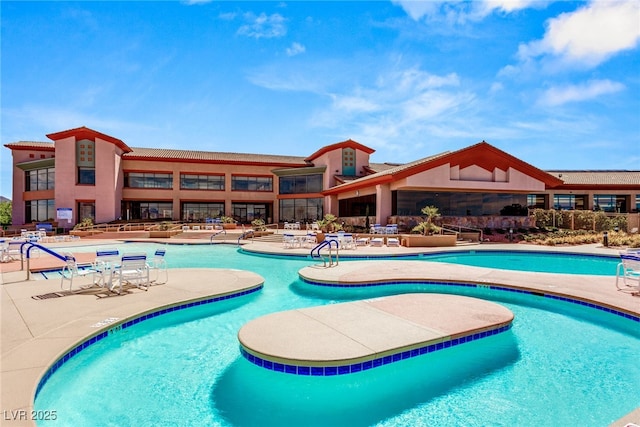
[[237, 12, 286, 39], [182, 0, 213, 5], [539, 79, 625, 106], [285, 42, 305, 57], [518, 0, 640, 68], [391, 0, 540, 23], [391, 0, 444, 21]]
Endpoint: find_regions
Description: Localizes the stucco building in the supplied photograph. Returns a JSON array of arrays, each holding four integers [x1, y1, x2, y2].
[[4, 126, 640, 230]]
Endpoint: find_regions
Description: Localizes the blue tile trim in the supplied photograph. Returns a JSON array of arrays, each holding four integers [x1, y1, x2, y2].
[[34, 284, 262, 399], [240, 324, 512, 376], [299, 277, 640, 323]]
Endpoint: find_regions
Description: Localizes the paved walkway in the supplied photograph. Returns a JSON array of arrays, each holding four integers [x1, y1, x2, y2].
[[1, 236, 638, 426]]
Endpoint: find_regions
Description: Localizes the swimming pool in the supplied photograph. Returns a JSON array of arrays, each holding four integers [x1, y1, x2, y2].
[[421, 250, 619, 275], [34, 244, 639, 426]]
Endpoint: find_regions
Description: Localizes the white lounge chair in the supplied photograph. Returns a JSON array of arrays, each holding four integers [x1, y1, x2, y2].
[[616, 251, 640, 295], [148, 248, 168, 284], [370, 237, 384, 247], [113, 253, 150, 294], [355, 236, 370, 247], [60, 252, 100, 292], [387, 237, 400, 247]]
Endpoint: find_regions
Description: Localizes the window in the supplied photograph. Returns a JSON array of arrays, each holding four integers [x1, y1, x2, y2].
[[594, 194, 628, 213], [279, 174, 323, 194], [279, 198, 323, 222], [527, 194, 546, 209], [342, 148, 356, 176], [25, 167, 55, 191], [125, 172, 173, 189], [180, 174, 224, 190], [125, 201, 173, 220], [395, 191, 528, 216], [231, 176, 272, 192], [553, 194, 586, 210], [78, 167, 95, 185], [231, 203, 270, 223], [77, 139, 95, 186], [182, 202, 224, 221], [25, 199, 55, 222]]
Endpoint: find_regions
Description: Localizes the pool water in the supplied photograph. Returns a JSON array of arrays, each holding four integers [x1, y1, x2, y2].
[[422, 250, 619, 275], [35, 244, 639, 426]]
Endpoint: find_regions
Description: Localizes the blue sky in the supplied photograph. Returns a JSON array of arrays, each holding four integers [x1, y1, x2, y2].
[[2, 1, 639, 199]]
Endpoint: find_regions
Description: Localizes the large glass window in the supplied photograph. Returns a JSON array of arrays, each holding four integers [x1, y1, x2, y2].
[[395, 191, 528, 216], [25, 199, 55, 222], [231, 176, 272, 192], [553, 194, 586, 210], [25, 168, 55, 191], [279, 174, 323, 194], [593, 194, 628, 213], [180, 174, 225, 190], [527, 194, 546, 209], [125, 201, 173, 220], [182, 202, 224, 221], [636, 195, 640, 212], [78, 167, 95, 185], [279, 198, 323, 222], [77, 139, 95, 186], [125, 173, 173, 189], [231, 203, 270, 223]]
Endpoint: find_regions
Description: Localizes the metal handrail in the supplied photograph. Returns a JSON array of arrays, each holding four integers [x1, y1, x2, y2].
[[19, 242, 67, 280], [237, 230, 254, 245], [441, 223, 483, 241], [310, 240, 339, 267], [210, 230, 227, 244]]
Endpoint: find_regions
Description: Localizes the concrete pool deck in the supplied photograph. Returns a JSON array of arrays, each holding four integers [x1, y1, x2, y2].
[[1, 237, 639, 426]]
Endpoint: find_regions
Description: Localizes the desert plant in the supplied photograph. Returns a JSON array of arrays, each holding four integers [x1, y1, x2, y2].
[[73, 217, 94, 230], [251, 218, 267, 231], [317, 214, 342, 232], [411, 205, 441, 235], [220, 216, 235, 224]]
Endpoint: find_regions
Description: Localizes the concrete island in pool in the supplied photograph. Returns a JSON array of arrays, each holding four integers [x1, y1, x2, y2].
[[238, 293, 514, 375]]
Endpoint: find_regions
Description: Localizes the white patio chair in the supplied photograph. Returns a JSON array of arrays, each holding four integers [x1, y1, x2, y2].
[[341, 233, 355, 249], [283, 234, 297, 249], [113, 253, 150, 294], [148, 248, 168, 284], [6, 241, 24, 261], [93, 248, 120, 288], [616, 251, 640, 295], [60, 252, 100, 292], [303, 233, 317, 248]]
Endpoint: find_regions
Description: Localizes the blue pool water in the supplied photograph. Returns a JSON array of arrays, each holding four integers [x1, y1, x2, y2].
[[34, 244, 639, 426], [422, 250, 619, 275]]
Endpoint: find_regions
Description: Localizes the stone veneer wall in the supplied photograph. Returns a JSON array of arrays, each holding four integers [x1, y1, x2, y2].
[[340, 215, 534, 232]]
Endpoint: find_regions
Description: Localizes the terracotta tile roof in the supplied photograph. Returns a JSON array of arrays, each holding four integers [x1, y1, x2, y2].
[[123, 147, 308, 165], [354, 152, 451, 180], [4, 141, 55, 150], [547, 170, 640, 185]]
